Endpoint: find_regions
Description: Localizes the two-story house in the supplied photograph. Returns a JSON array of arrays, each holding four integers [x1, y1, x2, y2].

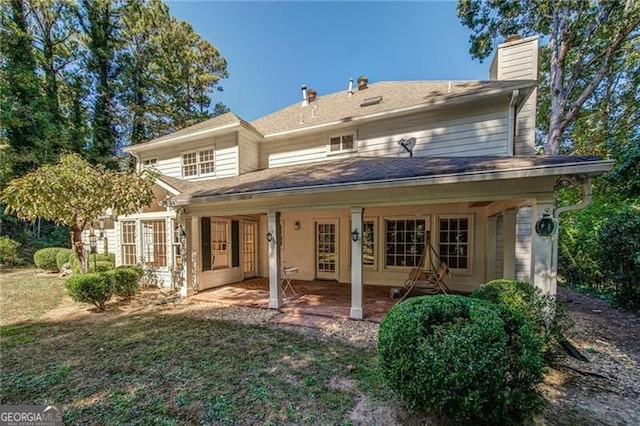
[[93, 36, 612, 319]]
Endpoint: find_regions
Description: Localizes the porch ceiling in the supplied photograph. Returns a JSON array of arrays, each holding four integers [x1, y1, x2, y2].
[[164, 156, 612, 213]]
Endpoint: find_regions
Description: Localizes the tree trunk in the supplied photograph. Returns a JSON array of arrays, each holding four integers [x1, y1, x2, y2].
[[71, 226, 87, 273]]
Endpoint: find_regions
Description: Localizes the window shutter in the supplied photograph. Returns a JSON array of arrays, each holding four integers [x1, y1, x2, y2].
[[231, 220, 240, 268], [201, 217, 211, 271]]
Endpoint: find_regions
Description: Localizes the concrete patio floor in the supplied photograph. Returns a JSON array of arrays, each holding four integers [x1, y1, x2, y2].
[[190, 277, 401, 322]]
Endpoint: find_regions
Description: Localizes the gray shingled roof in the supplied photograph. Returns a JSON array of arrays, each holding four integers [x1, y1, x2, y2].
[[250, 80, 535, 135], [158, 155, 611, 203], [126, 112, 250, 150]]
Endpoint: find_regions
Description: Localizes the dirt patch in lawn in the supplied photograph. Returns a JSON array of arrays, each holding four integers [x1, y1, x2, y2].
[[540, 287, 640, 425]]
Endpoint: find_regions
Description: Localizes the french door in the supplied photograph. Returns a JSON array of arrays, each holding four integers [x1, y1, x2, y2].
[[242, 222, 257, 278], [316, 220, 338, 280]]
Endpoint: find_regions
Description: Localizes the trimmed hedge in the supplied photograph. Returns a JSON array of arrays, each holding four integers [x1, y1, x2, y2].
[[378, 295, 545, 424], [116, 264, 144, 280], [471, 279, 565, 355], [105, 268, 140, 299], [70, 256, 115, 273], [34, 247, 65, 271], [55, 248, 75, 270], [65, 273, 113, 311]]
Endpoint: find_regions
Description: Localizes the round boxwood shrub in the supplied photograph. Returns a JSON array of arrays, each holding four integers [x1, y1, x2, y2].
[[34, 247, 65, 271], [65, 273, 114, 311], [378, 295, 545, 424], [116, 264, 144, 280], [471, 279, 565, 355], [105, 268, 140, 299], [55, 248, 75, 270], [93, 260, 115, 272]]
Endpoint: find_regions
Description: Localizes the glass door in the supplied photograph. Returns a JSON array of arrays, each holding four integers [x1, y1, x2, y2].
[[242, 222, 257, 277], [316, 220, 338, 280]]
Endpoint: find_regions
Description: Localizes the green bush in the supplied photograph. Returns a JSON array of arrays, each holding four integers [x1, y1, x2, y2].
[[94, 260, 115, 272], [65, 273, 114, 310], [34, 247, 65, 271], [378, 295, 545, 424], [89, 253, 115, 263], [471, 279, 565, 355], [70, 256, 115, 273], [55, 248, 75, 270], [105, 268, 140, 299], [598, 206, 640, 310], [116, 264, 144, 279], [0, 236, 23, 266]]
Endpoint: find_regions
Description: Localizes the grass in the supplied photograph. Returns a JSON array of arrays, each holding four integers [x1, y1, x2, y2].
[[0, 269, 389, 425], [0, 268, 67, 325]]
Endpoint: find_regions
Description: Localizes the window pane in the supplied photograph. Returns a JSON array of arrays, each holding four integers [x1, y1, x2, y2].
[[438, 217, 470, 270], [362, 221, 375, 266], [141, 220, 167, 267], [385, 219, 426, 267], [342, 135, 354, 150], [211, 220, 229, 269], [330, 137, 341, 152]]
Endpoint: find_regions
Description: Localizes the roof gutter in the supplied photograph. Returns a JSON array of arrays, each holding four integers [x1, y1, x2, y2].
[[263, 82, 537, 139], [177, 160, 613, 206]]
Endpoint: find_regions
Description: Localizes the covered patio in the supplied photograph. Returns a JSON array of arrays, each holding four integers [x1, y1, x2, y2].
[[190, 278, 413, 322]]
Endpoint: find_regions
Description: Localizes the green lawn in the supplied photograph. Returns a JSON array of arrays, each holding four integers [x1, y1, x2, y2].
[[0, 269, 392, 425]]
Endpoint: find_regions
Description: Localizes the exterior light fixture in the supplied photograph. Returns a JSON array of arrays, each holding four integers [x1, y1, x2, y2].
[[294, 220, 301, 231], [535, 213, 557, 237], [88, 228, 98, 254], [351, 228, 359, 242], [266, 232, 274, 242]]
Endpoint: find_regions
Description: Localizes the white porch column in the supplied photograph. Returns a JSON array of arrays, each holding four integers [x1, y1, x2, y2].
[[530, 201, 556, 294], [350, 207, 364, 319], [267, 211, 282, 309], [502, 209, 517, 279], [178, 212, 191, 297]]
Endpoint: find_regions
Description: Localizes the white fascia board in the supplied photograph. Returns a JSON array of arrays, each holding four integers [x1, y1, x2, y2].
[[179, 160, 614, 205], [156, 178, 182, 196], [262, 81, 537, 140], [124, 122, 241, 154]]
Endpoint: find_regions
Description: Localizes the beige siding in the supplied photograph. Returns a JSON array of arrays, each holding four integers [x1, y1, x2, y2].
[[261, 102, 510, 169], [256, 204, 489, 294], [238, 130, 260, 174], [515, 207, 532, 282], [493, 36, 538, 156], [139, 132, 239, 181], [495, 214, 504, 279]]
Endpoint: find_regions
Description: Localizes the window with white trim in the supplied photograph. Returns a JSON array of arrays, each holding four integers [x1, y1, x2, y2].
[[438, 216, 471, 270], [182, 148, 215, 177], [142, 158, 157, 168], [172, 219, 183, 268], [328, 133, 356, 154], [141, 220, 167, 267], [121, 221, 137, 265], [211, 220, 229, 269], [385, 218, 427, 268]]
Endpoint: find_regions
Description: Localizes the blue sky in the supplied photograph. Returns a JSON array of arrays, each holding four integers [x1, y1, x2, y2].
[[167, 1, 490, 121]]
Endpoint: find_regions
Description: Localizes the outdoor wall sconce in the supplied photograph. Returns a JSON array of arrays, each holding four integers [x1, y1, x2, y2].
[[294, 220, 301, 231], [266, 231, 274, 242], [535, 213, 558, 237], [351, 228, 359, 242]]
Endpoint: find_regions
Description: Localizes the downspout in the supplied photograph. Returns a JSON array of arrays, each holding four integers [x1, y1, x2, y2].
[[507, 90, 519, 156]]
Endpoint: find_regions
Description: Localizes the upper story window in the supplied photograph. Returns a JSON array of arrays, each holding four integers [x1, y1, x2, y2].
[[328, 132, 356, 154], [142, 158, 157, 168], [182, 148, 215, 178]]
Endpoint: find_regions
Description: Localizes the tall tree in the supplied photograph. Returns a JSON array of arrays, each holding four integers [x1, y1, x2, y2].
[[457, 0, 640, 155], [78, 0, 122, 167], [0, 0, 54, 176]]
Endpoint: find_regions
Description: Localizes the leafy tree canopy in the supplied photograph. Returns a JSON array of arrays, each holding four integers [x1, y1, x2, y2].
[[1, 154, 157, 271]]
